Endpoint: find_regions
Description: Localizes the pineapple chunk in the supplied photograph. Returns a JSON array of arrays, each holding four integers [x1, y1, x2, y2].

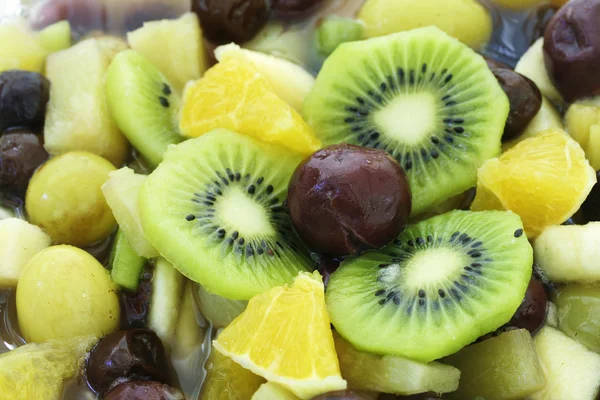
[[0, 20, 47, 73], [101, 167, 158, 258], [532, 327, 600, 400], [38, 21, 72, 54], [215, 43, 314, 112], [0, 218, 51, 287], [565, 99, 600, 170], [252, 383, 300, 400], [44, 38, 128, 167], [127, 13, 206, 91]]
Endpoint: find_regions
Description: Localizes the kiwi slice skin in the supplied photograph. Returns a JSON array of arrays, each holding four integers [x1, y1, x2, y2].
[[106, 50, 183, 168], [326, 210, 532, 362], [303, 27, 509, 216], [140, 129, 313, 300]]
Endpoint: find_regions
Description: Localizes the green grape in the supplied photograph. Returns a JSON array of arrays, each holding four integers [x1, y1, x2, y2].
[[26, 151, 117, 247], [554, 284, 600, 353], [16, 245, 120, 343]]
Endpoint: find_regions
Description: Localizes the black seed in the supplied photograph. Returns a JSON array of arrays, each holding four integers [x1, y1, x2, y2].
[[257, 177, 264, 185], [162, 83, 172, 95], [431, 136, 439, 144], [231, 231, 239, 240], [431, 150, 439, 159], [458, 233, 468, 243], [379, 299, 387, 305], [359, 109, 369, 116], [398, 68, 405, 81], [239, 238, 245, 245], [420, 148, 427, 157], [371, 132, 380, 140], [271, 198, 279, 205], [378, 263, 388, 268], [356, 97, 365, 104], [514, 229, 524, 238], [471, 241, 482, 248], [257, 247, 264, 255], [471, 262, 482, 268], [344, 117, 355, 123], [409, 70, 415, 85], [357, 134, 365, 142], [247, 185, 256, 195], [217, 229, 226, 238], [427, 235, 433, 242], [408, 240, 414, 246], [454, 118, 464, 124], [465, 266, 472, 271], [438, 289, 446, 298], [235, 173, 241, 181], [244, 174, 251, 181], [221, 177, 229, 185], [203, 201, 214, 206], [387, 291, 397, 300], [421, 63, 427, 73], [393, 238, 402, 245], [418, 298, 425, 306], [347, 106, 358, 112], [446, 101, 457, 106], [442, 97, 451, 103], [470, 251, 482, 258], [416, 237, 425, 245], [444, 74, 453, 83], [450, 232, 460, 242], [405, 160, 413, 170], [380, 82, 387, 92], [441, 68, 448, 75], [418, 289, 425, 298], [272, 206, 284, 212], [246, 246, 254, 257], [159, 96, 169, 108], [454, 127, 465, 134], [393, 295, 401, 305], [206, 196, 217, 202], [265, 185, 274, 195], [276, 241, 284, 249], [186, 214, 195, 221], [445, 135, 454, 143], [215, 188, 223, 195], [375, 289, 386, 296]]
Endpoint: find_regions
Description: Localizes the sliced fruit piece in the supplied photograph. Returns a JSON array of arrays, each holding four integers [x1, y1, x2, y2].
[[244, 22, 311, 67], [502, 96, 563, 151], [199, 346, 265, 400], [531, 327, 600, 400], [357, 0, 492, 48], [213, 272, 347, 399], [95, 35, 129, 62], [127, 12, 206, 92], [303, 27, 508, 216], [102, 167, 158, 258], [0, 218, 51, 287], [195, 283, 247, 328], [326, 210, 533, 362], [0, 19, 47, 73], [0, 335, 97, 399], [109, 229, 146, 291], [38, 20, 71, 53], [445, 329, 546, 400], [534, 223, 600, 283], [334, 332, 459, 395], [554, 284, 600, 353], [252, 383, 301, 400], [515, 38, 564, 106], [471, 129, 596, 238], [106, 50, 184, 167], [180, 56, 320, 156], [565, 98, 600, 170], [44, 38, 129, 167], [214, 43, 314, 112], [149, 258, 185, 345], [139, 129, 312, 300], [316, 17, 365, 56]]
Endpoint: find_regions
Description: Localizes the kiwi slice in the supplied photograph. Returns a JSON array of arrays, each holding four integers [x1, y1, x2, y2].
[[326, 210, 532, 362], [109, 229, 147, 291], [303, 27, 509, 216], [106, 49, 183, 168], [139, 129, 313, 300]]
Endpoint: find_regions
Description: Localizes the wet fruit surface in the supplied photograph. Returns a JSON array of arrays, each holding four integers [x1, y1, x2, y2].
[[288, 144, 411, 257], [85, 329, 170, 396], [192, 0, 271, 44], [0, 132, 48, 196], [119, 267, 153, 329], [509, 275, 548, 334], [543, 0, 600, 102], [104, 380, 184, 400], [581, 170, 600, 222], [311, 389, 368, 399], [492, 68, 542, 141], [0, 70, 50, 133]]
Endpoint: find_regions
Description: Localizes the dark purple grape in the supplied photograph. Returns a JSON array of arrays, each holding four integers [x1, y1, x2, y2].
[[509, 276, 548, 334], [119, 267, 153, 329], [192, 0, 271, 44], [492, 68, 542, 141], [272, 0, 325, 19], [0, 132, 48, 196], [104, 381, 184, 400], [543, 0, 600, 102], [0, 70, 50, 133], [581, 171, 600, 222], [311, 389, 369, 400], [287, 144, 411, 257], [85, 329, 170, 396]]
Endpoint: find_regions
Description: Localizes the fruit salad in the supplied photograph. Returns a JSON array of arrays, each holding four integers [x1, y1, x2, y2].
[[1, 0, 600, 399]]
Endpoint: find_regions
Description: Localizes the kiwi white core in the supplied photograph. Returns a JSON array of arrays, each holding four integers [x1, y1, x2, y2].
[[216, 187, 275, 237], [374, 92, 438, 145], [403, 248, 465, 289]]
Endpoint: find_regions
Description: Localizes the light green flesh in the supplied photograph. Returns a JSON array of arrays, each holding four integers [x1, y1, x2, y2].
[[326, 210, 533, 362], [195, 284, 247, 329], [554, 285, 600, 353], [316, 17, 365, 56], [149, 258, 185, 345], [303, 26, 508, 216], [139, 129, 312, 300], [109, 229, 146, 291], [334, 331, 459, 395], [106, 50, 183, 168], [444, 329, 546, 400], [38, 20, 72, 53], [252, 383, 299, 400]]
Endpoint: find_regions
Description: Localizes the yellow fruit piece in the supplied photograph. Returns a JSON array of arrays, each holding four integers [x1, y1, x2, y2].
[[564, 99, 600, 170], [199, 347, 265, 400], [471, 129, 596, 238], [179, 57, 321, 156], [0, 21, 47, 73], [493, 0, 545, 10], [0, 336, 97, 400], [357, 0, 492, 49], [213, 272, 347, 399]]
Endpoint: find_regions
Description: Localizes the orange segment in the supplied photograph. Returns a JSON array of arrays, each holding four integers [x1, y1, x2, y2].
[[213, 272, 347, 399], [471, 129, 596, 238], [179, 57, 321, 156]]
